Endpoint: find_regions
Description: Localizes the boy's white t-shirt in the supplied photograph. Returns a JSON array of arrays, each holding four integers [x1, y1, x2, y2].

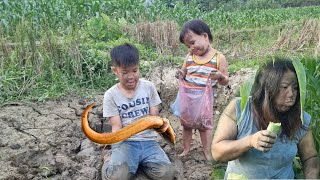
[[103, 79, 161, 141]]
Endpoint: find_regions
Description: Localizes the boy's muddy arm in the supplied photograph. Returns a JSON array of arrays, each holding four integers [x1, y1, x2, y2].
[[109, 115, 122, 132], [150, 105, 160, 116]]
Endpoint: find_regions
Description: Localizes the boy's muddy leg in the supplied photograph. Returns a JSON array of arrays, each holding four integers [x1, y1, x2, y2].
[[139, 162, 174, 180], [101, 162, 133, 180]]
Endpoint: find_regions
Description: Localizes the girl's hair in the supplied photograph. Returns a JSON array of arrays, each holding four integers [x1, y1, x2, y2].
[[110, 43, 139, 67], [179, 19, 213, 44], [251, 58, 301, 139]]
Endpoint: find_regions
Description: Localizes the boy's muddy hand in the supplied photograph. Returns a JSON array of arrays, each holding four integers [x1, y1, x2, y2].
[[156, 118, 169, 133]]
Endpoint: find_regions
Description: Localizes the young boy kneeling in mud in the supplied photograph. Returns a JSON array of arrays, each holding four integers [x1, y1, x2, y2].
[[101, 43, 174, 180]]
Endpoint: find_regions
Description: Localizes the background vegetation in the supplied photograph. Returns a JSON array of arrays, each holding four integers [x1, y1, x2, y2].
[[1, 0, 319, 178]]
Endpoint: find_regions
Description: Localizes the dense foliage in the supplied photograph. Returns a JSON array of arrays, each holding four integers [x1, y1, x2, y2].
[[302, 58, 320, 152], [1, 0, 320, 35]]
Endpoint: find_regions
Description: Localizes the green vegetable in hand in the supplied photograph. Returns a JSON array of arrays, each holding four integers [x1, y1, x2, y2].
[[267, 122, 282, 134]]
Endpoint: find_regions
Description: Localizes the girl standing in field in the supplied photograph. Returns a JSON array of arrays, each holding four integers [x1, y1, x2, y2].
[[176, 19, 229, 160]]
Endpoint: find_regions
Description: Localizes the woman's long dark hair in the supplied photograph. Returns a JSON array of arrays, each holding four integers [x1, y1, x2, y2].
[[251, 58, 301, 139]]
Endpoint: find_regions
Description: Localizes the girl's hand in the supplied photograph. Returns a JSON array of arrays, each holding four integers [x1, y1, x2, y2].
[[175, 70, 185, 79], [250, 130, 277, 152], [210, 70, 224, 81]]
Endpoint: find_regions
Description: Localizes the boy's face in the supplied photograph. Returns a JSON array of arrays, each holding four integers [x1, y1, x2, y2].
[[112, 65, 140, 90]]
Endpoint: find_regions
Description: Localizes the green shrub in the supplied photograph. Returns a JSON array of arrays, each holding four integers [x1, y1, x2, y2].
[[85, 14, 126, 41]]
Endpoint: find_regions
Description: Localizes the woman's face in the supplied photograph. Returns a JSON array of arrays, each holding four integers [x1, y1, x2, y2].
[[275, 70, 298, 112]]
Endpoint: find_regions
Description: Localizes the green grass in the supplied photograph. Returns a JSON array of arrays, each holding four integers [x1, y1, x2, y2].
[[210, 164, 227, 179], [228, 58, 263, 73]]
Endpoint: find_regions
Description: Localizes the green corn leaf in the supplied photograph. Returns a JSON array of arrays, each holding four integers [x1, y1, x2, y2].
[[238, 77, 254, 124], [292, 58, 307, 124], [240, 79, 254, 111]]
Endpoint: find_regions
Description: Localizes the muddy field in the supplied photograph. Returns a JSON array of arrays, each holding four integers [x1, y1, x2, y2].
[[0, 67, 255, 180]]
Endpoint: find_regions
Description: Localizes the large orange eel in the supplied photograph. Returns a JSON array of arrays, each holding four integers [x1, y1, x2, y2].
[[81, 103, 176, 144]]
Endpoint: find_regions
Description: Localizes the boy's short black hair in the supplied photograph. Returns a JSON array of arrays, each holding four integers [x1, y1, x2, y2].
[[110, 43, 139, 67], [179, 19, 213, 43]]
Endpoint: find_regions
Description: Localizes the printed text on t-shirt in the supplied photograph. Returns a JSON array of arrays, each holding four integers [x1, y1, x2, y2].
[[117, 97, 150, 118]]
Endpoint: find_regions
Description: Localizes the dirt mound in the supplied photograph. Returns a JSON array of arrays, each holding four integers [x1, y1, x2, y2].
[[0, 67, 255, 180]]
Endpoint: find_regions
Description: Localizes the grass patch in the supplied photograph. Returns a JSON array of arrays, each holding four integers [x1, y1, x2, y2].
[[210, 164, 227, 179]]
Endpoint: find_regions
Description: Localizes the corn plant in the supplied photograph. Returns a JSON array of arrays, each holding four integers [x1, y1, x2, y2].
[[2, 0, 320, 36], [301, 57, 320, 153], [291, 57, 320, 178], [238, 76, 255, 124], [292, 58, 307, 124], [204, 6, 320, 30]]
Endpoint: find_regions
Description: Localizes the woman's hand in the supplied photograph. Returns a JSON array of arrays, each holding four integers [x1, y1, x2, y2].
[[250, 130, 277, 152]]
